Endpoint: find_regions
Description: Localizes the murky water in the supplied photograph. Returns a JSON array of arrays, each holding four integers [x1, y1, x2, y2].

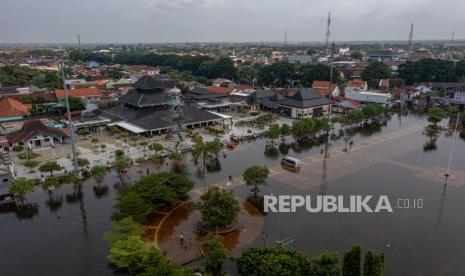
[[0, 113, 464, 275]]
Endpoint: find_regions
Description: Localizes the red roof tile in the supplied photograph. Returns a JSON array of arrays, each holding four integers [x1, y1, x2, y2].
[[206, 86, 234, 94], [55, 88, 99, 98], [0, 98, 31, 117]]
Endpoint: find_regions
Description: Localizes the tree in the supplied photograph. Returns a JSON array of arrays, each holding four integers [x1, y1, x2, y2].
[[266, 124, 281, 146], [310, 252, 340, 276], [280, 123, 291, 137], [427, 107, 446, 127], [104, 217, 143, 245], [112, 151, 132, 181], [343, 245, 361, 276], [192, 137, 222, 187], [200, 235, 228, 275], [112, 191, 153, 223], [300, 64, 337, 87], [91, 137, 99, 147], [195, 186, 240, 228], [42, 176, 60, 198], [77, 158, 90, 169], [9, 178, 35, 204], [237, 246, 312, 276], [243, 166, 270, 198], [149, 143, 164, 155], [108, 235, 150, 270], [24, 160, 40, 173], [17, 149, 40, 161], [90, 165, 107, 185], [361, 62, 391, 88], [68, 96, 85, 110], [399, 59, 457, 85], [345, 110, 365, 127], [39, 161, 63, 176], [363, 250, 385, 276], [351, 51, 364, 60]]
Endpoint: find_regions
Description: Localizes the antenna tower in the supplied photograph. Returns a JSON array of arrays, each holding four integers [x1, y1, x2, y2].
[[325, 12, 331, 55], [408, 23, 414, 46]]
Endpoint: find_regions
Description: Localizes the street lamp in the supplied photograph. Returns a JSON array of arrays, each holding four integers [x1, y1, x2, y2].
[[58, 60, 79, 175]]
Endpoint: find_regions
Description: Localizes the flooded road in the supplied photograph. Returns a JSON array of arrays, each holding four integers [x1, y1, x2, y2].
[[1, 113, 464, 275]]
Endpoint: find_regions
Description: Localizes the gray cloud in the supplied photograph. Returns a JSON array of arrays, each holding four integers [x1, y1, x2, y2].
[[0, 0, 464, 43]]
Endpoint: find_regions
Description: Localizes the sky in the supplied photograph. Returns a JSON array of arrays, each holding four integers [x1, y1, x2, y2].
[[1, 0, 464, 43]]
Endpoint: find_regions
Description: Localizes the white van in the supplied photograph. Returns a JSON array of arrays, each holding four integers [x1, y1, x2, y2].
[[281, 156, 301, 169]]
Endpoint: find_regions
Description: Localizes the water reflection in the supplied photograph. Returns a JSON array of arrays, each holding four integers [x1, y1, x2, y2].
[[0, 202, 40, 220], [45, 194, 63, 213], [435, 178, 448, 232]]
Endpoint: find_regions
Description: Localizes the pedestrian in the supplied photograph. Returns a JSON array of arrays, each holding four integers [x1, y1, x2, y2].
[[320, 148, 324, 155], [229, 175, 232, 181], [179, 234, 184, 244], [349, 140, 353, 149]]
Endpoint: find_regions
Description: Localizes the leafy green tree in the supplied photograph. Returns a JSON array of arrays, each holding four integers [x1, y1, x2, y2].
[[68, 96, 85, 111], [77, 158, 90, 169], [24, 160, 40, 172], [17, 149, 40, 161], [192, 137, 222, 185], [237, 246, 312, 276], [243, 166, 270, 198], [363, 250, 385, 276], [266, 124, 281, 145], [39, 161, 64, 176], [427, 107, 446, 127], [9, 178, 35, 204], [104, 217, 143, 245], [195, 186, 240, 228], [112, 151, 132, 181], [200, 235, 228, 275], [351, 51, 364, 60], [292, 118, 316, 140], [399, 59, 457, 85], [42, 176, 60, 198], [310, 252, 340, 276], [91, 137, 99, 147], [112, 191, 153, 223], [90, 165, 107, 185], [131, 172, 194, 208], [343, 245, 361, 276], [108, 235, 150, 269], [361, 62, 391, 88], [149, 143, 164, 155], [300, 64, 337, 87], [345, 110, 365, 127]]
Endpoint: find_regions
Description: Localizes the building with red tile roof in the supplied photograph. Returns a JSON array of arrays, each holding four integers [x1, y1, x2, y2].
[[0, 98, 31, 122], [55, 88, 99, 99], [312, 81, 341, 97], [346, 80, 368, 91], [206, 86, 234, 94]]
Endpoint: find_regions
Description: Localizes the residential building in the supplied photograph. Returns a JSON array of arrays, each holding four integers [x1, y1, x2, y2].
[[346, 80, 368, 92], [247, 89, 331, 118], [345, 90, 392, 105], [55, 87, 100, 100], [7, 119, 70, 150], [0, 98, 31, 122], [312, 81, 341, 97]]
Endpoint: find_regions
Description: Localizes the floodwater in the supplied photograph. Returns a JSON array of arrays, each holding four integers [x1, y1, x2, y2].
[[1, 113, 464, 275]]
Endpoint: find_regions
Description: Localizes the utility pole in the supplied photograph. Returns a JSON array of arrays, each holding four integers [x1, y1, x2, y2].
[[77, 34, 81, 49], [445, 112, 460, 177], [284, 29, 287, 44], [451, 30, 455, 44], [58, 60, 79, 174]]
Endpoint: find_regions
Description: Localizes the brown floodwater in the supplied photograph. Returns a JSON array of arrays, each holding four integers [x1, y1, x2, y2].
[[0, 113, 464, 275]]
